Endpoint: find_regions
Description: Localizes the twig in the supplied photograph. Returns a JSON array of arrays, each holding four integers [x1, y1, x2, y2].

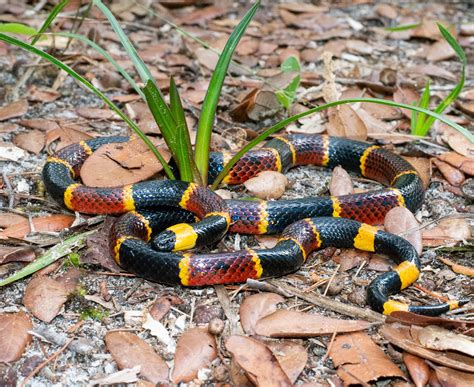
[[21, 337, 74, 387], [2, 171, 15, 208], [246, 278, 292, 297], [323, 264, 340, 296], [321, 330, 337, 363], [215, 285, 242, 334], [268, 279, 384, 323]]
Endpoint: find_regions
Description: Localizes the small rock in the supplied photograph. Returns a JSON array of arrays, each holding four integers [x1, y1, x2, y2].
[[208, 318, 225, 336]]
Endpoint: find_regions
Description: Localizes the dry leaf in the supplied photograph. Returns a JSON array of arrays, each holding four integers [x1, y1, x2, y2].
[[405, 64, 455, 81], [422, 218, 471, 245], [240, 292, 284, 335], [403, 352, 430, 387], [426, 40, 456, 62], [418, 325, 474, 357], [13, 130, 45, 154], [329, 166, 354, 196], [149, 294, 183, 321], [384, 207, 423, 255], [171, 327, 217, 383], [0, 246, 36, 264], [327, 105, 368, 141], [266, 341, 308, 383], [375, 4, 398, 19], [244, 171, 288, 200], [46, 125, 93, 149], [80, 138, 170, 187], [0, 311, 33, 363], [438, 152, 474, 175], [255, 310, 371, 337], [0, 215, 74, 239], [105, 331, 169, 384], [329, 331, 405, 384], [393, 86, 420, 118], [387, 311, 474, 330], [19, 118, 60, 132], [433, 365, 474, 387], [0, 100, 28, 121], [23, 276, 73, 323], [380, 323, 474, 372], [27, 86, 61, 103], [433, 159, 465, 186], [225, 335, 292, 386], [438, 257, 474, 277], [76, 107, 120, 120]]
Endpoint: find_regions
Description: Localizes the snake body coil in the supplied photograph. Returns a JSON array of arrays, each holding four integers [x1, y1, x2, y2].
[[43, 134, 467, 315]]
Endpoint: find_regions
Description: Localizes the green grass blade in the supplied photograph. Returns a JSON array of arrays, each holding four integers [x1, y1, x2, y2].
[[0, 23, 39, 37], [410, 105, 418, 134], [210, 97, 473, 190], [31, 0, 70, 45], [413, 80, 431, 135], [51, 32, 144, 98], [195, 0, 260, 185], [92, 0, 153, 85], [0, 230, 94, 287], [0, 32, 175, 180], [418, 23, 466, 136], [169, 76, 195, 182], [385, 23, 421, 32]]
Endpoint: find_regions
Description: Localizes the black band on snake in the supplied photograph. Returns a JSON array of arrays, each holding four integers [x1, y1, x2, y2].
[[42, 134, 468, 316]]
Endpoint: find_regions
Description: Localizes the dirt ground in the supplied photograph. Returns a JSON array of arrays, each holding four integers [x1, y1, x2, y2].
[[0, 1, 473, 386]]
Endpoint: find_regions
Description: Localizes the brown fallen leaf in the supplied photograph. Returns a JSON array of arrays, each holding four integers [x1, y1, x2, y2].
[[0, 311, 33, 363], [412, 20, 454, 41], [327, 105, 368, 141], [393, 86, 420, 119], [433, 159, 465, 186], [244, 171, 288, 200], [76, 107, 120, 120], [403, 352, 430, 387], [171, 327, 217, 383], [433, 364, 474, 387], [438, 152, 474, 176], [380, 323, 474, 372], [422, 218, 471, 246], [329, 331, 405, 385], [0, 213, 27, 228], [333, 248, 371, 272], [46, 124, 93, 149], [0, 100, 28, 121], [149, 294, 183, 321], [384, 207, 423, 255], [18, 118, 60, 132], [375, 3, 398, 19], [0, 246, 36, 264], [418, 325, 474, 357], [225, 335, 292, 386], [266, 341, 308, 383], [27, 86, 61, 103], [13, 130, 46, 154], [231, 89, 281, 122], [387, 311, 474, 330], [105, 331, 168, 384], [457, 100, 474, 117], [438, 257, 474, 277], [240, 292, 284, 335], [23, 275, 77, 323], [0, 215, 74, 239], [81, 137, 170, 187], [437, 124, 474, 157], [329, 166, 354, 196], [426, 40, 456, 62], [255, 310, 371, 337]]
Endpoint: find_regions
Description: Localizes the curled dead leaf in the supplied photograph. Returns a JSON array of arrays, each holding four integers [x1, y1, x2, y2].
[[244, 171, 288, 200], [433, 159, 465, 186], [403, 352, 430, 387], [266, 341, 308, 383], [171, 327, 217, 383], [240, 292, 284, 335], [418, 325, 474, 357], [327, 105, 368, 141]]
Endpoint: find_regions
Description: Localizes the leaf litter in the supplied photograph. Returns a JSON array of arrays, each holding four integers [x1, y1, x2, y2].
[[0, 0, 472, 385]]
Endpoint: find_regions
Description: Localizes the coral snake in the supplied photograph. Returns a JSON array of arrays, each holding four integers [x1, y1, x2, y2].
[[43, 134, 467, 316]]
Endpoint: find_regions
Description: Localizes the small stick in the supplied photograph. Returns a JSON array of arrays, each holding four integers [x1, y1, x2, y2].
[[21, 337, 74, 386], [268, 279, 384, 323], [246, 279, 292, 298], [2, 171, 15, 208], [323, 264, 340, 296]]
